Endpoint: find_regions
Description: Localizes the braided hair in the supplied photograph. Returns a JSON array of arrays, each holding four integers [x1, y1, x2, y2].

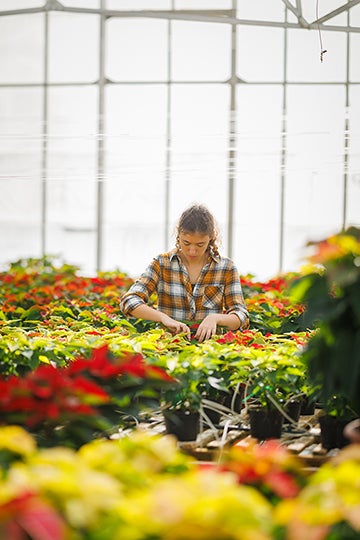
[[175, 204, 220, 258]]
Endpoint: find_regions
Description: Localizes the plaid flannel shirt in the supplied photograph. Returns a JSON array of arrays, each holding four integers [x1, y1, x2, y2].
[[120, 250, 249, 329]]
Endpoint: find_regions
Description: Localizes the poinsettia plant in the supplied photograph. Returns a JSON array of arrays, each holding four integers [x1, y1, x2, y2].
[[241, 274, 306, 334], [0, 345, 175, 449]]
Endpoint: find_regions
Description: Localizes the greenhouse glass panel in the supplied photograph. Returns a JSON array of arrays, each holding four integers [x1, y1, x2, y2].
[[351, 5, 360, 24], [236, 0, 285, 22], [61, 0, 100, 7], [0, 0, 44, 7], [283, 85, 346, 272], [287, 29, 347, 82], [0, 14, 44, 83], [107, 18, 168, 82], [233, 85, 283, 280], [348, 87, 360, 228], [175, 0, 231, 8], [171, 21, 231, 81], [104, 84, 167, 275], [170, 83, 229, 248], [46, 86, 98, 274], [237, 26, 284, 83], [48, 12, 99, 83], [350, 34, 360, 82], [0, 87, 43, 266], [106, 0, 171, 8]]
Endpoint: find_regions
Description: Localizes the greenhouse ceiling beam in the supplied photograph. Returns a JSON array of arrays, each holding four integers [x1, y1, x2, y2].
[[1, 3, 360, 33], [280, 0, 310, 28], [310, 0, 360, 26], [1, 80, 360, 89], [295, 0, 303, 17], [0, 5, 232, 20], [0, 7, 45, 16], [1, 12, 359, 34]]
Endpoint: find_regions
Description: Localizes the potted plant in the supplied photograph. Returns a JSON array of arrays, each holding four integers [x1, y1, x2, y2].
[[318, 394, 356, 450], [200, 359, 250, 424], [290, 227, 360, 447], [161, 354, 203, 441], [246, 352, 307, 439], [160, 344, 247, 438]]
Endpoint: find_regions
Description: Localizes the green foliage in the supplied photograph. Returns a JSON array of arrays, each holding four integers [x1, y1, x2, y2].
[[292, 227, 360, 417]]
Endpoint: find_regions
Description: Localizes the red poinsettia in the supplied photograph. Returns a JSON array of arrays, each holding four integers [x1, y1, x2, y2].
[[216, 329, 261, 346], [0, 346, 175, 441], [66, 345, 175, 382], [0, 491, 66, 540], [0, 366, 109, 428], [218, 439, 306, 504]]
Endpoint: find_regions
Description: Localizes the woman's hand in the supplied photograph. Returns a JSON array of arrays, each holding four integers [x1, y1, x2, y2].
[[160, 314, 191, 339], [194, 314, 219, 343]]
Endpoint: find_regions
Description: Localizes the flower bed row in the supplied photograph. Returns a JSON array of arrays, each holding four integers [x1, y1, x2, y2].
[[0, 256, 314, 446], [0, 425, 359, 540]]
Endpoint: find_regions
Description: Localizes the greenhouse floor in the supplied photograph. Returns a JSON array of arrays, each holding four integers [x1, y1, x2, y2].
[[128, 408, 338, 470]]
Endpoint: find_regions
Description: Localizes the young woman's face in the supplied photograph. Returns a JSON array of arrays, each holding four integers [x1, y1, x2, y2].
[[178, 231, 211, 263]]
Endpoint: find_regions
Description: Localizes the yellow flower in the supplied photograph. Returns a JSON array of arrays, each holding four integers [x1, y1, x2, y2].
[[8, 446, 122, 529], [79, 429, 191, 487], [276, 450, 360, 537], [0, 426, 36, 457], [115, 469, 273, 540], [0, 478, 27, 506]]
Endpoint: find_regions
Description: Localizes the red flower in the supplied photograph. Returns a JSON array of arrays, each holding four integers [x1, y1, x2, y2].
[[0, 491, 66, 540], [66, 345, 125, 378], [265, 470, 301, 498], [116, 352, 175, 382], [221, 439, 304, 502], [216, 331, 236, 344]]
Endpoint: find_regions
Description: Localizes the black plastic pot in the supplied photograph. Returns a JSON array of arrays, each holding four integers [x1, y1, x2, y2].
[[283, 399, 302, 424], [319, 414, 352, 450], [300, 395, 316, 415], [202, 406, 221, 426], [163, 409, 200, 441], [248, 406, 284, 440]]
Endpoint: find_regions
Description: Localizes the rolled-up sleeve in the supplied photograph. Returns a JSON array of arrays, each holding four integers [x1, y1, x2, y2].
[[120, 258, 160, 316], [224, 264, 249, 330]]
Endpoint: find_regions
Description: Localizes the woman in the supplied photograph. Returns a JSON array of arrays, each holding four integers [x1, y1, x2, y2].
[[120, 204, 249, 342]]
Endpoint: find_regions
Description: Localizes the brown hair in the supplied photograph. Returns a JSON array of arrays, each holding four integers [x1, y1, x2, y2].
[[175, 204, 220, 258]]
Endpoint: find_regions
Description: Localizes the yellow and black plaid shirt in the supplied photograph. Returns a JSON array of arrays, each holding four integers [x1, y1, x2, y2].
[[120, 250, 249, 329]]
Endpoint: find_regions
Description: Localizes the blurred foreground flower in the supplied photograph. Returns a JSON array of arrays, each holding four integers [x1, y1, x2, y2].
[[115, 468, 274, 540], [0, 426, 275, 539], [275, 444, 360, 539], [216, 438, 307, 504], [0, 491, 66, 540]]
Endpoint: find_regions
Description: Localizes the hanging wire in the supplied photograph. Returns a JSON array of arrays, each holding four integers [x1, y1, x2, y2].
[[316, 0, 327, 62]]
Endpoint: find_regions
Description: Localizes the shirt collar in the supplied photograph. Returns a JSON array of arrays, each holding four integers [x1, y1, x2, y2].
[[170, 249, 219, 264]]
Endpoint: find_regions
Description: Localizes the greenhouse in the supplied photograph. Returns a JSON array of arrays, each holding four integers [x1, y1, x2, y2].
[[1, 1, 360, 539]]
